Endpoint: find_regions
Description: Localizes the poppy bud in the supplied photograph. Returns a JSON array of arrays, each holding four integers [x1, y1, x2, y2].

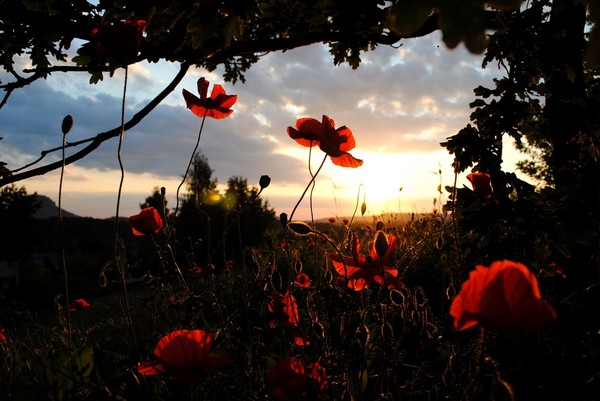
[[280, 213, 288, 226], [361, 202, 367, 215], [62, 115, 74, 135], [374, 230, 389, 260], [288, 221, 312, 236], [259, 175, 271, 189]]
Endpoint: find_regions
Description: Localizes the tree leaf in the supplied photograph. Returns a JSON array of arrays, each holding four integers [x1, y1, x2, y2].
[[437, 0, 488, 54], [388, 0, 436, 35]]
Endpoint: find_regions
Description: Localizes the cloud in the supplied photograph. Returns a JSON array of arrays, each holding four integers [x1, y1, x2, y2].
[[0, 33, 513, 220]]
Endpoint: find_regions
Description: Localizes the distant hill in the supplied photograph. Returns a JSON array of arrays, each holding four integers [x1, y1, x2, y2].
[[33, 194, 80, 219]]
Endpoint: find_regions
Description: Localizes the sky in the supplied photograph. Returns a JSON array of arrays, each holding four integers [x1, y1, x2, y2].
[[0, 32, 523, 221]]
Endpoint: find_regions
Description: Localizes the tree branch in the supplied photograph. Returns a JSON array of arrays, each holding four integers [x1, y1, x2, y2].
[[0, 62, 191, 187]]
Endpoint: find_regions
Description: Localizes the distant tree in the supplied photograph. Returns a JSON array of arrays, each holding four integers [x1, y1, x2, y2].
[[0, 184, 40, 261], [175, 154, 222, 267], [140, 186, 169, 221], [174, 157, 276, 268], [222, 176, 277, 259], [185, 153, 219, 208]]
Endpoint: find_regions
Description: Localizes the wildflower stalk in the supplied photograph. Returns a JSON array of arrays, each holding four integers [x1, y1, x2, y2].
[[58, 118, 71, 348], [288, 151, 328, 222], [447, 164, 462, 299], [174, 108, 209, 220], [112, 66, 138, 352]]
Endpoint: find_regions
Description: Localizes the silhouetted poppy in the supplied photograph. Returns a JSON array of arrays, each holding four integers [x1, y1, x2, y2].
[[91, 19, 146, 64], [287, 115, 363, 168], [296, 273, 311, 288], [127, 207, 163, 236], [328, 217, 336, 223], [138, 329, 232, 384], [268, 291, 309, 346], [266, 357, 327, 401], [466, 172, 492, 198], [450, 260, 557, 332], [69, 298, 90, 312], [330, 231, 403, 291], [182, 78, 237, 119]]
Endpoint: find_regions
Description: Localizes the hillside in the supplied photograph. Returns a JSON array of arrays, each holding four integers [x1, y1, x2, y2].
[[33, 194, 80, 219]]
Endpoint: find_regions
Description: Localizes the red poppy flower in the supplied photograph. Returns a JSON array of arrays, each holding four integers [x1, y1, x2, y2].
[[127, 207, 163, 236], [287, 115, 363, 168], [268, 291, 309, 346], [138, 330, 232, 384], [466, 172, 493, 198], [69, 298, 90, 312], [330, 231, 404, 291], [0, 327, 7, 343], [328, 217, 336, 223], [266, 357, 327, 401], [192, 265, 202, 274], [450, 260, 557, 332], [296, 273, 311, 288], [182, 77, 237, 119], [225, 260, 234, 270], [91, 19, 146, 64]]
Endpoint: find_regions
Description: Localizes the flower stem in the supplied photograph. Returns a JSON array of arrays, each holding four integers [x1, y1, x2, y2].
[[288, 153, 328, 222], [113, 66, 139, 353], [174, 109, 208, 220], [58, 129, 71, 349]]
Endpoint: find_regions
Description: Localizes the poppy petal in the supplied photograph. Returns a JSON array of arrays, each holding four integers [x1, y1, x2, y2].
[[138, 361, 165, 376], [336, 126, 356, 152], [450, 260, 557, 332], [213, 94, 238, 109], [329, 153, 364, 168], [287, 127, 316, 147], [183, 89, 209, 118], [197, 77, 209, 101]]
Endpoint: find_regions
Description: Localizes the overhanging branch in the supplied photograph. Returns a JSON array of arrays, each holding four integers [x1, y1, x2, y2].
[[0, 62, 191, 187]]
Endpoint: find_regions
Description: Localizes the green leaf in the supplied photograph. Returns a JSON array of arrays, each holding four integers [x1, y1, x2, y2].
[[437, 0, 488, 54], [388, 0, 436, 35]]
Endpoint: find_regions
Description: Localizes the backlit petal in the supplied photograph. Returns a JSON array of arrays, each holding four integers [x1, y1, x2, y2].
[[450, 260, 557, 332], [138, 361, 165, 376], [329, 153, 364, 168], [336, 126, 356, 152], [197, 78, 209, 101]]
